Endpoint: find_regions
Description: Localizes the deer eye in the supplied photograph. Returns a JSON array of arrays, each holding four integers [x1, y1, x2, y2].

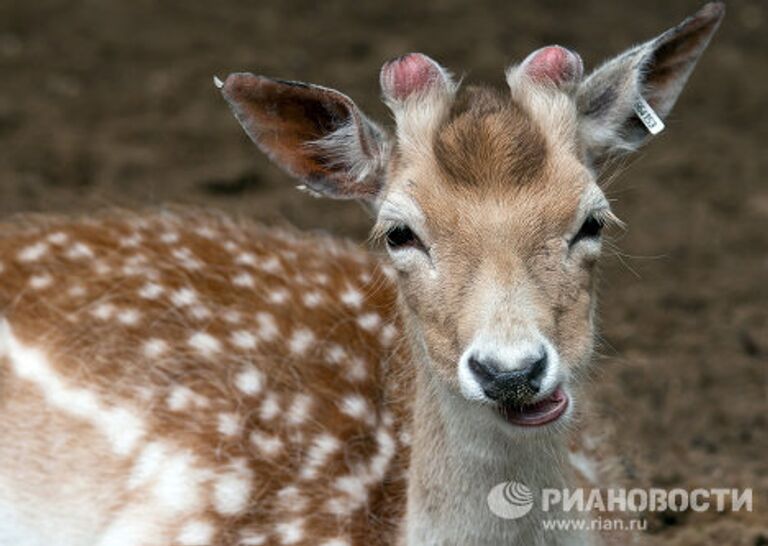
[[570, 215, 604, 247], [386, 225, 424, 251]]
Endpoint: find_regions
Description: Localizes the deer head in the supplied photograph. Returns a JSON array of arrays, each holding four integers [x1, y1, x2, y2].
[[219, 2, 723, 431]]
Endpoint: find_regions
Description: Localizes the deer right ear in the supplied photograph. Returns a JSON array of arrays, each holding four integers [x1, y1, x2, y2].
[[576, 2, 724, 165], [220, 74, 388, 201]]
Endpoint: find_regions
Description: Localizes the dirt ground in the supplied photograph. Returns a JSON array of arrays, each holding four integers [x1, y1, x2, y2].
[[0, 0, 766, 543]]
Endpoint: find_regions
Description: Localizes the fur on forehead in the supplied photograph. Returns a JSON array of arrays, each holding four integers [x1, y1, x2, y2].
[[384, 59, 581, 174], [388, 83, 580, 192], [505, 60, 581, 152]]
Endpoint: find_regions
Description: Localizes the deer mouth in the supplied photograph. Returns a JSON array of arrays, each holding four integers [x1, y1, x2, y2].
[[498, 386, 569, 427]]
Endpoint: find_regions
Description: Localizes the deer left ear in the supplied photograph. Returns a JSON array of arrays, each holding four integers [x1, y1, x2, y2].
[[220, 74, 388, 201], [577, 2, 724, 163]]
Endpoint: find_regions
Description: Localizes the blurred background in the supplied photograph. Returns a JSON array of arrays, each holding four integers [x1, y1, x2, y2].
[[0, 0, 765, 543]]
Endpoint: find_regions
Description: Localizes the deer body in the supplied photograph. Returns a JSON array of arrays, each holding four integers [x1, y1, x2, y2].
[[0, 4, 723, 546], [0, 212, 411, 546]]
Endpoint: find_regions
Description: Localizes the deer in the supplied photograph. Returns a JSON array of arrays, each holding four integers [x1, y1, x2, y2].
[[0, 3, 723, 546]]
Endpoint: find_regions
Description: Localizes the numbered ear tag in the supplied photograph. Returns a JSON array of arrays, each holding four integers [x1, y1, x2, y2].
[[634, 96, 665, 135]]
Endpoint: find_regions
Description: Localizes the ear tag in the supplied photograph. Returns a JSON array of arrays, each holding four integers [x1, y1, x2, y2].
[[634, 96, 665, 135]]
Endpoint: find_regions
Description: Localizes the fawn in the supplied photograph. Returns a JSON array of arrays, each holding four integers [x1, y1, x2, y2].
[[0, 3, 723, 546]]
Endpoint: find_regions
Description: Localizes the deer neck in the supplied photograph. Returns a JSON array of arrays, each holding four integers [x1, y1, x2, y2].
[[400, 354, 579, 546]]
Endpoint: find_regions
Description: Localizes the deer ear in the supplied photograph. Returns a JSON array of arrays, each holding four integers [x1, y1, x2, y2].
[[577, 2, 724, 164], [220, 74, 388, 201]]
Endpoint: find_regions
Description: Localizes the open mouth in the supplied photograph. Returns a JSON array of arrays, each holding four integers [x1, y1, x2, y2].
[[498, 386, 569, 427]]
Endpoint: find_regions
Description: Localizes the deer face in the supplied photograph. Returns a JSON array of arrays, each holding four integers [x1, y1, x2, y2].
[[374, 53, 610, 427], [220, 1, 723, 430]]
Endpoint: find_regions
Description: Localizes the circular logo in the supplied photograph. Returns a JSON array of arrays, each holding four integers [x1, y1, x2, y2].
[[487, 481, 535, 520]]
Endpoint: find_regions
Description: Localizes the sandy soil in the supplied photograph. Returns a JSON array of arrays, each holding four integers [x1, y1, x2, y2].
[[0, 0, 766, 543]]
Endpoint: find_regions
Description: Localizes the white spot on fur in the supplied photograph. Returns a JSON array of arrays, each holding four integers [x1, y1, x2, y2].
[[268, 288, 290, 305], [231, 330, 257, 350], [167, 386, 208, 411], [380, 323, 398, 347], [160, 231, 179, 244], [357, 312, 381, 331], [143, 338, 168, 358], [190, 304, 212, 320], [150, 450, 205, 513], [300, 433, 341, 480], [321, 540, 350, 546], [233, 272, 255, 288], [189, 332, 220, 357], [346, 356, 368, 382], [138, 282, 164, 299], [92, 303, 116, 320], [302, 291, 324, 308], [250, 431, 284, 457], [18, 241, 49, 262], [339, 394, 372, 423], [1, 320, 146, 456], [274, 518, 305, 545], [327, 426, 395, 515], [218, 412, 241, 436], [94, 260, 112, 276], [235, 366, 264, 396], [256, 312, 278, 341], [239, 530, 267, 545], [172, 247, 204, 270], [126, 440, 201, 505], [235, 252, 257, 266], [29, 273, 53, 289], [312, 272, 330, 286], [286, 394, 312, 426], [47, 231, 68, 245], [340, 286, 363, 309], [213, 463, 252, 516], [118, 308, 141, 326], [177, 520, 215, 546], [223, 310, 242, 324], [172, 287, 198, 307], [259, 393, 280, 421], [288, 328, 315, 356], [325, 344, 346, 365], [68, 283, 86, 297], [195, 226, 216, 239], [327, 476, 368, 516], [65, 242, 94, 260], [276, 486, 308, 513], [128, 441, 167, 489], [260, 256, 282, 274], [120, 234, 142, 248]]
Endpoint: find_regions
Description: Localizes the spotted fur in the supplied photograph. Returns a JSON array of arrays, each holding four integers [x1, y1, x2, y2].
[[0, 210, 410, 546]]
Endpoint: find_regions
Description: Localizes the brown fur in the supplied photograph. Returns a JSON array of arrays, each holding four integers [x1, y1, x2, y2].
[[0, 209, 412, 545], [434, 86, 548, 191]]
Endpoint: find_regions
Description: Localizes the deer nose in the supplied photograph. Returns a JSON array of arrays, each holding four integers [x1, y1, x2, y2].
[[468, 348, 548, 405]]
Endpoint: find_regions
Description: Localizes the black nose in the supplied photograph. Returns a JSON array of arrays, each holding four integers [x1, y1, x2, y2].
[[468, 349, 548, 405]]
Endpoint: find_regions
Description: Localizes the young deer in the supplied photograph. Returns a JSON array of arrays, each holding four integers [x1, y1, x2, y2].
[[0, 4, 723, 546]]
